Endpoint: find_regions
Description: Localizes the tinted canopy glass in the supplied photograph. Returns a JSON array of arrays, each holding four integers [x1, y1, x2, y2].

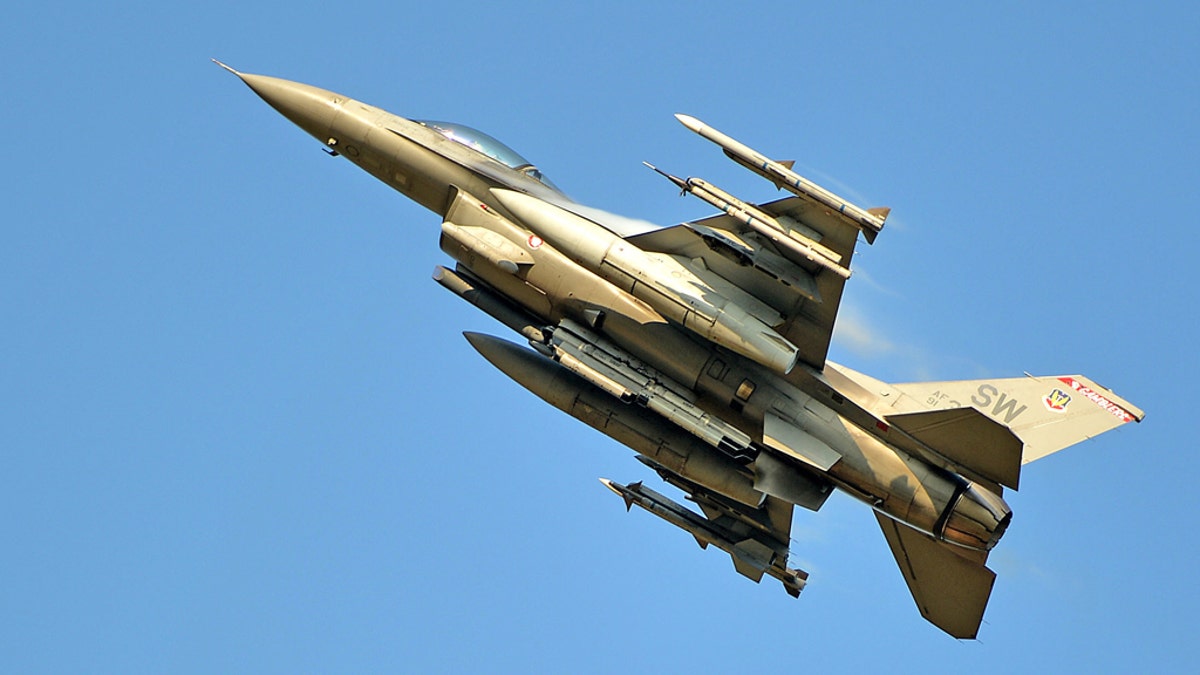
[[419, 121, 533, 169], [418, 120, 559, 191]]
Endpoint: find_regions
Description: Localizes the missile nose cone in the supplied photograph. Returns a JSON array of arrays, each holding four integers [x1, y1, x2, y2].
[[217, 62, 346, 144], [674, 113, 704, 133], [599, 478, 635, 511]]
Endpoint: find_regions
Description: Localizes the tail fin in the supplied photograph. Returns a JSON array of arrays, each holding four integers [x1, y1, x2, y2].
[[887, 374, 1143, 466]]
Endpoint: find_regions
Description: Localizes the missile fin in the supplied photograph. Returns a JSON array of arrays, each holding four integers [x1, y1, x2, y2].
[[730, 539, 772, 582], [621, 481, 641, 511]]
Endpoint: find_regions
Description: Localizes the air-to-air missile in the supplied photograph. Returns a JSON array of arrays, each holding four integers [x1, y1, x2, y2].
[[219, 62, 1143, 639], [599, 478, 808, 598], [674, 114, 890, 243], [644, 162, 851, 279]]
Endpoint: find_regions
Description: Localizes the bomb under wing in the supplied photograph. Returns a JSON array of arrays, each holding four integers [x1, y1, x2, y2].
[[219, 62, 1144, 639]]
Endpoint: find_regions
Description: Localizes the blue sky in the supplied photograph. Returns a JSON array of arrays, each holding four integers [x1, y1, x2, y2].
[[2, 2, 1196, 672]]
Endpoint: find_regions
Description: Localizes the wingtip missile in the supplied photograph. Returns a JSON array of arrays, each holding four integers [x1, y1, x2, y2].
[[674, 113, 888, 243]]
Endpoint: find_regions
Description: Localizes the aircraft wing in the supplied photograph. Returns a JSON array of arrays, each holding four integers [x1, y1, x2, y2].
[[627, 195, 863, 371]]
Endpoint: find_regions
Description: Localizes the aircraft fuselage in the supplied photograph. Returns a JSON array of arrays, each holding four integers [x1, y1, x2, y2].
[[223, 65, 1011, 556]]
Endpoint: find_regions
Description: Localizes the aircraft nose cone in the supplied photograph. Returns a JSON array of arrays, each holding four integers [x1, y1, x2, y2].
[[215, 60, 344, 143]]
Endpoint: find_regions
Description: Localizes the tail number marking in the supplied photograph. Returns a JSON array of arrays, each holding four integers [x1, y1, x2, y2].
[[971, 384, 1028, 424]]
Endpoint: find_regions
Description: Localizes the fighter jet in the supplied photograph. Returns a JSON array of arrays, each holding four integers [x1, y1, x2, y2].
[[216, 61, 1143, 639]]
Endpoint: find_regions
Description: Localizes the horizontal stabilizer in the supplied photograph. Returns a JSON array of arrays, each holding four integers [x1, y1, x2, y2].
[[886, 407, 1024, 490], [875, 512, 995, 639]]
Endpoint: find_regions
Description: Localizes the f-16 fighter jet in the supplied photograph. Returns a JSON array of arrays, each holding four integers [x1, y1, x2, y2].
[[217, 61, 1142, 639]]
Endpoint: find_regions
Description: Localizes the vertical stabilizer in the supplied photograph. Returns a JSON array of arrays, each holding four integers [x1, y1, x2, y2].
[[886, 374, 1142, 464]]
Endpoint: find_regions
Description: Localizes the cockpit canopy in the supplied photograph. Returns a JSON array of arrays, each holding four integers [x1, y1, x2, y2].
[[417, 120, 560, 191]]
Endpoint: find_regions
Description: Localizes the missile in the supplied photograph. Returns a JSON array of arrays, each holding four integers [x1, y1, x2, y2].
[[599, 478, 807, 597], [462, 332, 765, 508], [675, 114, 889, 244], [645, 163, 851, 279]]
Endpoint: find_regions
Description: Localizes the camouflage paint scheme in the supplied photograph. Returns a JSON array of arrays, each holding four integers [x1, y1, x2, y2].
[[217, 62, 1142, 639]]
